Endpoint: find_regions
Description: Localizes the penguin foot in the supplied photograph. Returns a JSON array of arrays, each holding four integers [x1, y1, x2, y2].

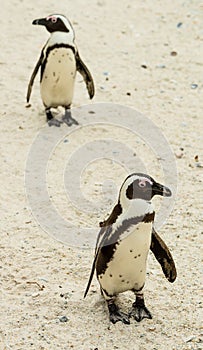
[[129, 301, 152, 322], [45, 108, 62, 127], [108, 302, 130, 325], [62, 109, 79, 126], [48, 118, 62, 127], [62, 114, 79, 126]]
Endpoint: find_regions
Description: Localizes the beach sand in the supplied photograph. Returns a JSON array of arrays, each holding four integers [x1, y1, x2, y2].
[[0, 1, 202, 349]]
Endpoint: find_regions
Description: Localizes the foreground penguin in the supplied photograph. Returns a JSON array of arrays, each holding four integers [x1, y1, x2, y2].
[[26, 14, 95, 127], [84, 173, 176, 324]]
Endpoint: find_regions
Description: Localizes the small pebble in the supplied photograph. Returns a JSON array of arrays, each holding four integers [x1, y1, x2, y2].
[[141, 64, 147, 69], [156, 64, 166, 68], [185, 335, 196, 343], [191, 83, 198, 89], [126, 92, 131, 96], [196, 163, 203, 168], [170, 51, 177, 56], [59, 316, 68, 322], [175, 152, 184, 159], [32, 292, 40, 298], [177, 22, 183, 28], [39, 278, 48, 283], [194, 155, 203, 168], [148, 327, 156, 331]]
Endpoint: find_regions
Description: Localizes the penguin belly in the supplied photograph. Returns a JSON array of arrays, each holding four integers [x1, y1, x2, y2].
[[98, 222, 152, 296], [40, 47, 76, 108]]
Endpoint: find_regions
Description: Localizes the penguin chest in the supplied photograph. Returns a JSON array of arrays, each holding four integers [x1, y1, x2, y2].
[[98, 222, 152, 296], [40, 47, 77, 108]]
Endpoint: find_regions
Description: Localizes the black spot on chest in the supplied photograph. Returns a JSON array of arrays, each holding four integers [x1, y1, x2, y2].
[[40, 43, 76, 81]]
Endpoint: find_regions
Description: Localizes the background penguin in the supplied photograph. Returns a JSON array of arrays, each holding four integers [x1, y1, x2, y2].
[[84, 173, 176, 324], [26, 14, 95, 127]]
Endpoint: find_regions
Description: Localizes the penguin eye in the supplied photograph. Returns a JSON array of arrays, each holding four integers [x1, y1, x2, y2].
[[138, 181, 146, 188], [46, 16, 57, 23], [51, 17, 57, 23]]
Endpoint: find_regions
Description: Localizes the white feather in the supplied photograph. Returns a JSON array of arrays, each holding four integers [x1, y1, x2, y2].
[[40, 47, 76, 108], [46, 31, 76, 48], [99, 222, 152, 296]]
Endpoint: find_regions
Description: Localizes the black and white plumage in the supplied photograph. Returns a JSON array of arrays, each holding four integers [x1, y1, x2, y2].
[[26, 14, 95, 127], [84, 173, 176, 324]]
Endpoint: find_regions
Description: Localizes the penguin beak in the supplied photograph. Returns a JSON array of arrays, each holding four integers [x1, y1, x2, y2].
[[32, 18, 47, 26], [152, 182, 172, 197]]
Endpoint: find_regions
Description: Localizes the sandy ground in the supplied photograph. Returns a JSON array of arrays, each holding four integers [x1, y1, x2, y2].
[[0, 0, 202, 349]]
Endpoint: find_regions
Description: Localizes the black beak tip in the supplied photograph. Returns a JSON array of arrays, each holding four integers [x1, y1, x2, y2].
[[32, 19, 38, 25], [163, 186, 172, 197]]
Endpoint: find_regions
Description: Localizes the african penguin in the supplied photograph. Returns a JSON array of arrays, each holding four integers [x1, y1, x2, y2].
[[26, 14, 95, 127], [84, 173, 176, 324]]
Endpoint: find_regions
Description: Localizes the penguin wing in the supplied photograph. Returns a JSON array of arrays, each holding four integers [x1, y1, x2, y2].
[[150, 227, 177, 283], [26, 51, 44, 103], [75, 51, 95, 99], [84, 203, 123, 297], [84, 225, 107, 298]]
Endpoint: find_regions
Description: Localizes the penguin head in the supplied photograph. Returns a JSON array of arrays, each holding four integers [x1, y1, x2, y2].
[[32, 14, 75, 38], [119, 173, 171, 209]]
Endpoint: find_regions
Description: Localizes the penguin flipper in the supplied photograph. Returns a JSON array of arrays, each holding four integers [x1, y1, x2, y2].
[[84, 225, 106, 297], [76, 51, 95, 99], [150, 227, 177, 283], [26, 52, 43, 103], [84, 256, 96, 298], [84, 221, 114, 298], [85, 203, 123, 297]]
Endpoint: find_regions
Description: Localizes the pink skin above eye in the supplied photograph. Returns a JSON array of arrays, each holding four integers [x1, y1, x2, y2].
[[138, 178, 153, 188], [46, 16, 57, 23]]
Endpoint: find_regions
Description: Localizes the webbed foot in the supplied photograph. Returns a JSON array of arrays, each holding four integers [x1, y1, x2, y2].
[[108, 301, 130, 325], [46, 108, 62, 127], [48, 118, 62, 127], [62, 109, 79, 126], [129, 295, 152, 322]]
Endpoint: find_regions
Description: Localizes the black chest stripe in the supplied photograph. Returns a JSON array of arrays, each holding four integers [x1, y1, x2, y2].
[[40, 43, 76, 81], [99, 203, 122, 228], [96, 212, 155, 276]]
